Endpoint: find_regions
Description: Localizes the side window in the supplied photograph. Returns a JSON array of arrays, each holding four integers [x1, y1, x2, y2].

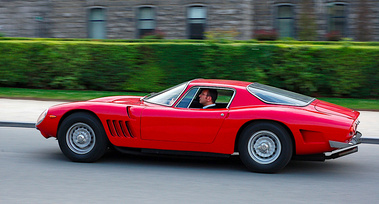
[[176, 88, 199, 108], [177, 87, 234, 109], [216, 89, 234, 104]]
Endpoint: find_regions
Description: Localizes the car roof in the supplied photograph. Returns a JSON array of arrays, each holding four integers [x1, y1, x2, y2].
[[189, 79, 252, 89]]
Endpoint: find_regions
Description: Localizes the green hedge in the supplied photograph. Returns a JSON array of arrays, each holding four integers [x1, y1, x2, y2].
[[0, 40, 378, 98]]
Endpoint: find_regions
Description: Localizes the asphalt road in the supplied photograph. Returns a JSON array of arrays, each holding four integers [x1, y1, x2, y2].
[[1, 127, 379, 204]]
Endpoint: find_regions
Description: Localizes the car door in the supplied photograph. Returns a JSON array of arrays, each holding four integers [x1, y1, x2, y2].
[[140, 106, 228, 143]]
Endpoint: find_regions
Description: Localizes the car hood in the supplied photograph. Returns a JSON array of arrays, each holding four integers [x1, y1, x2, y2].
[[314, 100, 360, 119], [88, 96, 143, 105]]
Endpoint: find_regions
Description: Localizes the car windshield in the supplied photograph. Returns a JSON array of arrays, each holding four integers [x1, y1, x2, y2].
[[144, 82, 188, 106], [248, 83, 315, 106]]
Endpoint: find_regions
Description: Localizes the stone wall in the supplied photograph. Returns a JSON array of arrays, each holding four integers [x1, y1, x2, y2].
[[33, 0, 253, 39], [0, 0, 378, 41], [0, 0, 51, 37]]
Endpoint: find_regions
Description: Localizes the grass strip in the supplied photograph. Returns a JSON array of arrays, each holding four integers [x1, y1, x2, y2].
[[0, 87, 146, 101], [319, 97, 379, 111]]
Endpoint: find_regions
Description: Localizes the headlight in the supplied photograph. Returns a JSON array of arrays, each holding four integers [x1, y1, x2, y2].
[[36, 109, 48, 126]]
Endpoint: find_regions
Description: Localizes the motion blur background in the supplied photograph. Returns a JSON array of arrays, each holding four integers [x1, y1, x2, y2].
[[1, 1, 378, 100], [1, 1, 379, 40]]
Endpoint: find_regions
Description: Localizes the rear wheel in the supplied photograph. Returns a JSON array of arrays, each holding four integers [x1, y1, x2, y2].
[[58, 112, 108, 162], [238, 122, 293, 173]]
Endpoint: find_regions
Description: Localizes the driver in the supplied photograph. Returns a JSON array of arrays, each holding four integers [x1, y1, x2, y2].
[[199, 89, 218, 109]]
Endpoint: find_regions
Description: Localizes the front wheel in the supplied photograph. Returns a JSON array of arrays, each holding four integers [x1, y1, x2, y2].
[[238, 122, 293, 173], [58, 112, 108, 162]]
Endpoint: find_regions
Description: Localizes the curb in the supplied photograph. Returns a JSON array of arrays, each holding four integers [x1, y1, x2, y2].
[[361, 138, 379, 145], [0, 122, 36, 128]]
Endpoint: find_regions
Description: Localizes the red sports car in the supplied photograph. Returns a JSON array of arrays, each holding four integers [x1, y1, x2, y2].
[[36, 79, 362, 173]]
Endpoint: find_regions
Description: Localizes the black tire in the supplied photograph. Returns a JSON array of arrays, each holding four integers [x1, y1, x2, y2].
[[238, 122, 293, 173], [58, 112, 108, 162]]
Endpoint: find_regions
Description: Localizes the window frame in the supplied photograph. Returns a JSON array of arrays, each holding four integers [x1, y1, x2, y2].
[[275, 4, 295, 38], [136, 6, 156, 38], [144, 82, 189, 107], [247, 83, 315, 107], [327, 2, 348, 37], [87, 7, 107, 39], [175, 86, 236, 109], [186, 5, 207, 40]]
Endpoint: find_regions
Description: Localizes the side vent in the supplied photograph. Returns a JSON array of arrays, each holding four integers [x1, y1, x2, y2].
[[106, 120, 134, 138], [126, 106, 131, 118]]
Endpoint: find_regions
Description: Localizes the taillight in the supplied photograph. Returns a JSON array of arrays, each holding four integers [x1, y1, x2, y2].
[[349, 125, 355, 137], [348, 119, 360, 138]]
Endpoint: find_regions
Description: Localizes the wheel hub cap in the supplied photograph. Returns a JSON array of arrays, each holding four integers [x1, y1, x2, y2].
[[66, 123, 96, 154], [74, 130, 89, 147], [258, 143, 269, 153], [254, 137, 276, 158], [248, 130, 282, 164], [77, 135, 86, 143]]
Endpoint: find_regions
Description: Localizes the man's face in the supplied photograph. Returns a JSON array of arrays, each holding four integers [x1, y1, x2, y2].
[[199, 89, 210, 105]]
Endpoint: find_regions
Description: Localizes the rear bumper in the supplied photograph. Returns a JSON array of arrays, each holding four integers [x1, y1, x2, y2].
[[293, 131, 362, 161], [326, 131, 362, 160], [329, 131, 362, 149]]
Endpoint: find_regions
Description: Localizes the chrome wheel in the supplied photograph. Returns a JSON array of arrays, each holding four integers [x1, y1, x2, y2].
[[66, 122, 96, 155], [247, 130, 281, 164], [58, 112, 108, 162]]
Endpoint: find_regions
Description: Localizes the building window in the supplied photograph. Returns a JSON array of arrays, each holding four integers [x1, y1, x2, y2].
[[137, 7, 155, 38], [328, 3, 347, 37], [35, 16, 48, 37], [187, 6, 206, 39], [276, 5, 294, 38], [88, 8, 106, 39]]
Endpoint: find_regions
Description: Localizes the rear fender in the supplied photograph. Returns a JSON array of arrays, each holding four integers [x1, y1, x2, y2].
[[234, 119, 295, 155]]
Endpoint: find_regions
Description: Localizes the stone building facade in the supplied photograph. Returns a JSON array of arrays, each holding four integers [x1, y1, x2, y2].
[[0, 0, 378, 41]]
